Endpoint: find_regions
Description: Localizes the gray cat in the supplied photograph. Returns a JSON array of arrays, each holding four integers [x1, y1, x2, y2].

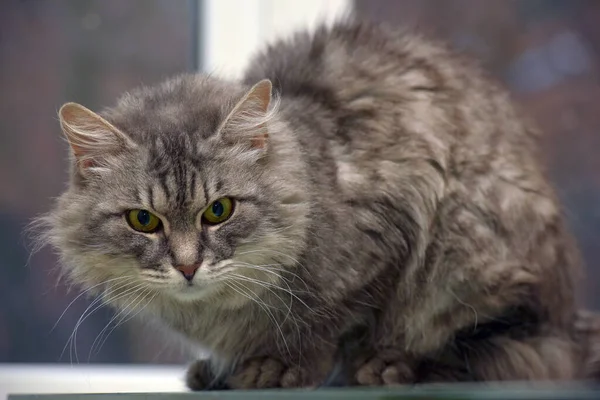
[[37, 20, 596, 388]]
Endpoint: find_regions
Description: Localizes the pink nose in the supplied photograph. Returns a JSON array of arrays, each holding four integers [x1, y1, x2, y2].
[[176, 264, 200, 281]]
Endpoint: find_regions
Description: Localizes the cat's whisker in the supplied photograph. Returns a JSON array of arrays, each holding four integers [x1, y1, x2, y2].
[[226, 272, 305, 344], [64, 293, 105, 364], [73, 280, 148, 364], [225, 280, 292, 358], [92, 288, 157, 358], [236, 249, 310, 288], [235, 248, 305, 269], [229, 267, 314, 318], [227, 261, 334, 320], [88, 284, 152, 361], [228, 281, 292, 358], [230, 260, 311, 292], [51, 275, 136, 334], [224, 279, 284, 313], [227, 267, 315, 316], [226, 272, 293, 320], [111, 290, 158, 332], [63, 279, 145, 364], [65, 279, 140, 364]]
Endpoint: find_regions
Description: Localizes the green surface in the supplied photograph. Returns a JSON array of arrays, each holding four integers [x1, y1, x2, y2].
[[8, 384, 600, 400]]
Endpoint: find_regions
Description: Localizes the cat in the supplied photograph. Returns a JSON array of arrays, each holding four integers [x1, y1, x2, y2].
[[37, 19, 592, 389]]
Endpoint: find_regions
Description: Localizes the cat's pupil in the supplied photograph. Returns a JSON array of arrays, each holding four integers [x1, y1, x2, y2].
[[212, 201, 224, 217], [137, 210, 151, 225]]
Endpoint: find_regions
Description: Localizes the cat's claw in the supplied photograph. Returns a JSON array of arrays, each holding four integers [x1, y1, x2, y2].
[[355, 352, 414, 386]]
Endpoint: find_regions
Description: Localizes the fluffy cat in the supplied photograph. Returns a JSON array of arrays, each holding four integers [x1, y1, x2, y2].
[[39, 20, 591, 388]]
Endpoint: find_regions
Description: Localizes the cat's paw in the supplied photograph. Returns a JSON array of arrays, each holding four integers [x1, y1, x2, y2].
[[355, 351, 415, 386], [280, 365, 312, 388], [226, 357, 286, 389], [186, 359, 227, 391]]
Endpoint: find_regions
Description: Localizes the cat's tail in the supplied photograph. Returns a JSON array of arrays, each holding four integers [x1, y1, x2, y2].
[[575, 309, 600, 380]]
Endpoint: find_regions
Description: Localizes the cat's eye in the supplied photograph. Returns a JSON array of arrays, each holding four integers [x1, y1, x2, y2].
[[126, 209, 162, 233], [202, 197, 234, 225]]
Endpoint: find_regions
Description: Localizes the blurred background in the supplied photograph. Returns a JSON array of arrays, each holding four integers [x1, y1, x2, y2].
[[1, 0, 599, 367]]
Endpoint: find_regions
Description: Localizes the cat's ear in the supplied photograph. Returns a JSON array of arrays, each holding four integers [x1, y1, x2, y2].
[[218, 79, 273, 152], [58, 102, 134, 174]]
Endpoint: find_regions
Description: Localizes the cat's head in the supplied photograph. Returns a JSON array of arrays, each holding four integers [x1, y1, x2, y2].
[[42, 75, 309, 309]]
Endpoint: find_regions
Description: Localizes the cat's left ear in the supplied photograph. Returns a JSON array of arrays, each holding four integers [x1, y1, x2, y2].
[[59, 102, 135, 175], [218, 79, 273, 152]]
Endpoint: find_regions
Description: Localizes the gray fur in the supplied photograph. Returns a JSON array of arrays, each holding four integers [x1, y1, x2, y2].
[[40, 20, 590, 388]]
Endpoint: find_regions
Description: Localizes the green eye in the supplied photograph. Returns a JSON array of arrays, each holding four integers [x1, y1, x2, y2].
[[203, 197, 233, 225], [126, 209, 162, 233]]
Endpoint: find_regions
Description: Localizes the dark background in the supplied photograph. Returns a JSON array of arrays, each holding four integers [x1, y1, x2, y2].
[[1, 0, 598, 364]]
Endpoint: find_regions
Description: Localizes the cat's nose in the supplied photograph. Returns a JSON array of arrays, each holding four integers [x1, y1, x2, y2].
[[175, 264, 200, 281]]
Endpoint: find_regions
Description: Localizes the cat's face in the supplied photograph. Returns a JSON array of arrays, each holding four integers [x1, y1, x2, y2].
[[48, 76, 309, 308]]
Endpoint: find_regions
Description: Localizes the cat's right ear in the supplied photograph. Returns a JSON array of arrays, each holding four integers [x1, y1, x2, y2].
[[217, 79, 274, 156], [58, 102, 134, 175]]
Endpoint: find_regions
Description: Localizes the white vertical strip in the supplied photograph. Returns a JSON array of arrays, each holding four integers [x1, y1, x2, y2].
[[200, 0, 262, 78], [200, 0, 352, 79]]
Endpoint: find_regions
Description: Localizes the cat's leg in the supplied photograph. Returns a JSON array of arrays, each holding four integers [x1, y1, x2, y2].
[[449, 335, 577, 381], [417, 334, 579, 382], [354, 335, 578, 385], [362, 196, 576, 385], [353, 260, 573, 386], [575, 310, 600, 379], [353, 266, 543, 386]]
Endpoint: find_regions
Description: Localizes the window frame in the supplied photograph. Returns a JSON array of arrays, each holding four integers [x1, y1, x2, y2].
[[194, 0, 352, 77]]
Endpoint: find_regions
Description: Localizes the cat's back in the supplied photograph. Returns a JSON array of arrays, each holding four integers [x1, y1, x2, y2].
[[245, 20, 580, 329], [244, 19, 549, 199], [244, 20, 535, 162], [243, 20, 454, 105]]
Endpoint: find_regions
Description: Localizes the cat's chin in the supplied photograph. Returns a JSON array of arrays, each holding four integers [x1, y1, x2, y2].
[[165, 282, 223, 303], [165, 280, 270, 310]]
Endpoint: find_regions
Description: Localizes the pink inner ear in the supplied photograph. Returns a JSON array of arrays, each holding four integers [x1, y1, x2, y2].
[[250, 132, 269, 149], [69, 143, 95, 170], [78, 158, 95, 170]]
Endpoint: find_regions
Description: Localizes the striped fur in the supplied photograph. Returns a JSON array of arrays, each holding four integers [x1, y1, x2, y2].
[[39, 20, 590, 388]]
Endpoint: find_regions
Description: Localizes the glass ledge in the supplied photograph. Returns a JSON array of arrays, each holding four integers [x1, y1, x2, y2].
[[8, 384, 600, 400]]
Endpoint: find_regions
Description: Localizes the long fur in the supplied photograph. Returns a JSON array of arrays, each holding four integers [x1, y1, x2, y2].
[[35, 19, 594, 389]]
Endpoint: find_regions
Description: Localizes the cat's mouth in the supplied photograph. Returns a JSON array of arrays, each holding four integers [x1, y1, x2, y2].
[[163, 278, 224, 302]]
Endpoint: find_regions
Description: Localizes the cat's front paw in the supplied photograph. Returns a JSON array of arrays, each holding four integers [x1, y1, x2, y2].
[[186, 357, 310, 390], [355, 350, 415, 386], [186, 359, 227, 390], [226, 357, 287, 389]]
